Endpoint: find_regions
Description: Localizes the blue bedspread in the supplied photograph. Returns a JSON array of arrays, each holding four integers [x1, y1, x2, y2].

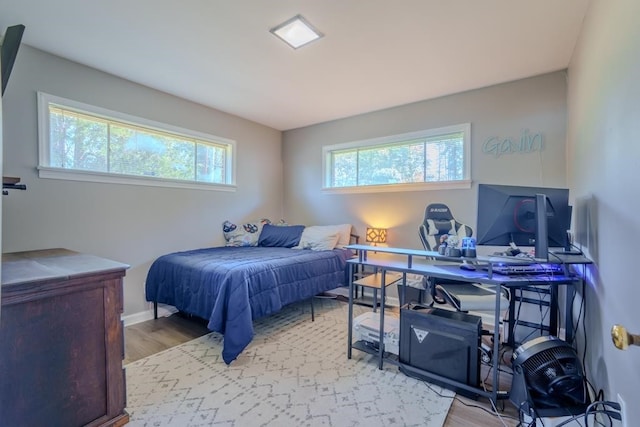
[[145, 246, 350, 364]]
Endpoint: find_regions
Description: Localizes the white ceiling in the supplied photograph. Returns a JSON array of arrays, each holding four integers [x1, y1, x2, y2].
[[0, 1, 590, 131]]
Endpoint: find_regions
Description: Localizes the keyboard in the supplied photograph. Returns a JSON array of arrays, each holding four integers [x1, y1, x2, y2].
[[485, 263, 565, 276]]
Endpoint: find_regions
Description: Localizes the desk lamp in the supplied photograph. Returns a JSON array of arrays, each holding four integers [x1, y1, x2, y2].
[[366, 227, 387, 246]]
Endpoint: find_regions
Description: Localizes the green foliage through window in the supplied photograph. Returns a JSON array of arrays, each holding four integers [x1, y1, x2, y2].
[[39, 93, 234, 188], [325, 125, 469, 189]]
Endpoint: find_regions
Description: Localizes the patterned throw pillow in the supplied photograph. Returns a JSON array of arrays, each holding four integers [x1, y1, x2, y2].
[[223, 219, 271, 247]]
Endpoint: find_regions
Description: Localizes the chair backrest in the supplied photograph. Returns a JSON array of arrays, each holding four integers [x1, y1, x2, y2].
[[419, 203, 473, 251]]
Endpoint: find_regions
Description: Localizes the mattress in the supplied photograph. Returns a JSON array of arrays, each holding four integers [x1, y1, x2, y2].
[[145, 246, 351, 363]]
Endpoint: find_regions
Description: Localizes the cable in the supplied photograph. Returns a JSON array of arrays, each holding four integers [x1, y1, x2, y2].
[[547, 250, 563, 263], [520, 400, 620, 427], [413, 366, 520, 425], [567, 242, 585, 255], [518, 285, 552, 344], [583, 401, 621, 427], [569, 278, 581, 346], [511, 284, 552, 345], [579, 269, 588, 383], [589, 392, 612, 427], [488, 345, 514, 376], [548, 402, 620, 427], [524, 406, 586, 427], [513, 288, 524, 343], [584, 379, 599, 407], [479, 378, 509, 427], [456, 396, 520, 423]]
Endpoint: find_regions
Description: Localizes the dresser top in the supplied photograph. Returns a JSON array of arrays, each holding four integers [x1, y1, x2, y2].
[[2, 248, 129, 287]]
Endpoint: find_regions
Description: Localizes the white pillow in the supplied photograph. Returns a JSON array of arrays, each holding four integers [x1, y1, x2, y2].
[[333, 223, 353, 248], [303, 232, 340, 251], [297, 224, 352, 248], [295, 226, 344, 251]]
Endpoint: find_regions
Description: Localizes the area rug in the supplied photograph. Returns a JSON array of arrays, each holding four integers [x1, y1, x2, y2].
[[125, 299, 454, 427]]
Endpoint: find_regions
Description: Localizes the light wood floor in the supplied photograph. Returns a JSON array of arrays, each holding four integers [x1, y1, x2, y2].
[[124, 309, 519, 427]]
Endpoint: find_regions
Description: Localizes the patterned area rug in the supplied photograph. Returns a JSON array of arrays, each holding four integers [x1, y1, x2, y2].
[[125, 299, 454, 427]]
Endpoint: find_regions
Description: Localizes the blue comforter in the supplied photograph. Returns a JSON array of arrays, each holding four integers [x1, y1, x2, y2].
[[145, 246, 350, 364]]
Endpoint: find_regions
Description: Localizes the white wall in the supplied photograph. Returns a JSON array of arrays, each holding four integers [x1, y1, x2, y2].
[[1, 45, 283, 316], [567, 0, 640, 420], [283, 72, 568, 250]]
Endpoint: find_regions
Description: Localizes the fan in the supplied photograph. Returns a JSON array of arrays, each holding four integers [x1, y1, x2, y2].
[[510, 336, 589, 418]]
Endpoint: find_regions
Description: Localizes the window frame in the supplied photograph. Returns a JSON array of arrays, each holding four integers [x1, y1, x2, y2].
[[322, 123, 472, 194], [37, 92, 237, 191]]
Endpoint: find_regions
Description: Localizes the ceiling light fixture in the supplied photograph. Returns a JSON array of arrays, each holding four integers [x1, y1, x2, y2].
[[270, 15, 323, 49]]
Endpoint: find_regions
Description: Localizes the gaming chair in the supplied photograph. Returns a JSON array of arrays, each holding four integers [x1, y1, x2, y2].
[[419, 203, 473, 254], [418, 203, 509, 337]]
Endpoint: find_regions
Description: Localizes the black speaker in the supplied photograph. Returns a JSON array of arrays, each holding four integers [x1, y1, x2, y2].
[[399, 305, 481, 398]]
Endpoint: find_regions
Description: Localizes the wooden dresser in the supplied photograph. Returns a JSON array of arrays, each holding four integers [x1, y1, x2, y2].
[[0, 248, 129, 426]]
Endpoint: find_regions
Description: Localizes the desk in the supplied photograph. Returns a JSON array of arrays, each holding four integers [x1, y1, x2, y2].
[[345, 244, 590, 405]]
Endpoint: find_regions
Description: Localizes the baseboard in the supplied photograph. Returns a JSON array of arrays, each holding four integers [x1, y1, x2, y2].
[[123, 294, 399, 327], [122, 304, 178, 326]]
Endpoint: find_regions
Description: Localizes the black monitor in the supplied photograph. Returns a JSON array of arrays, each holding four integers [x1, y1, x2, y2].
[[476, 184, 571, 259]]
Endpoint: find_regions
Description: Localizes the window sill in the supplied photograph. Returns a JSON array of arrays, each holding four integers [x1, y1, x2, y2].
[[37, 167, 237, 192], [322, 180, 472, 194]]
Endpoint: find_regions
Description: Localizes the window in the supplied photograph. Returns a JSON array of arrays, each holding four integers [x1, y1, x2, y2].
[[37, 92, 235, 190], [323, 123, 471, 193]]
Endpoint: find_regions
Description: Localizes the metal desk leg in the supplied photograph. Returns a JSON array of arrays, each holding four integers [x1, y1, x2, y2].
[[564, 282, 577, 343], [372, 266, 379, 312], [549, 285, 559, 337], [378, 270, 386, 370], [399, 272, 407, 307], [491, 283, 503, 406], [507, 290, 517, 347], [348, 262, 354, 359]]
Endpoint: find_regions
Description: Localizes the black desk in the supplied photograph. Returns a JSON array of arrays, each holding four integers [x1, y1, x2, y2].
[[345, 244, 590, 405]]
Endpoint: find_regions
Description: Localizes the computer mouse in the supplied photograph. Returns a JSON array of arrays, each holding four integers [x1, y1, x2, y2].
[[459, 263, 477, 271]]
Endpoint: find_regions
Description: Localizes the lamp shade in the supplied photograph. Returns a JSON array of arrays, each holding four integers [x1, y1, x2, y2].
[[366, 227, 387, 244]]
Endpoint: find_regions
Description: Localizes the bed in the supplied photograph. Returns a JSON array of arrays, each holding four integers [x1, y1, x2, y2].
[[145, 222, 354, 364]]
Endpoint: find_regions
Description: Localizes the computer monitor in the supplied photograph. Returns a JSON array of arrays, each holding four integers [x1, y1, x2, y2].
[[476, 184, 571, 259]]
